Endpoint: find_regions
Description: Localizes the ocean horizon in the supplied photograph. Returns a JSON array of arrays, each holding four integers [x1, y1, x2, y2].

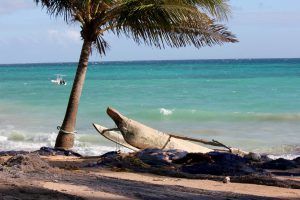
[[1, 57, 300, 65], [0, 58, 299, 158]]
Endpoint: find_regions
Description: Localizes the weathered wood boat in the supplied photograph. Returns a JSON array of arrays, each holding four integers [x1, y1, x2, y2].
[[93, 123, 139, 151], [106, 107, 214, 153]]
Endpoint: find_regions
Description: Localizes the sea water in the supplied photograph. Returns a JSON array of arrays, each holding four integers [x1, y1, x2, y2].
[[0, 59, 299, 158]]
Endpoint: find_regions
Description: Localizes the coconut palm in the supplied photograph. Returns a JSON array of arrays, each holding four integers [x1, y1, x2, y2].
[[35, 0, 237, 150]]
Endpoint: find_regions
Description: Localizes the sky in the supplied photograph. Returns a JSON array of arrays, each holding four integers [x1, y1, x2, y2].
[[0, 0, 299, 64]]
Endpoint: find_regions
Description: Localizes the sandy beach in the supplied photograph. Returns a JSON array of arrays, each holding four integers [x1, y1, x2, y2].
[[0, 153, 299, 200]]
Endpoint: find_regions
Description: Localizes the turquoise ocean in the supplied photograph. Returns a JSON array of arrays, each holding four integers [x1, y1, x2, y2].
[[0, 59, 299, 158]]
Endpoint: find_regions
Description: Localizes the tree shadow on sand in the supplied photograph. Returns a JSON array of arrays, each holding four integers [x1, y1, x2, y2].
[[0, 186, 83, 200], [49, 172, 292, 200]]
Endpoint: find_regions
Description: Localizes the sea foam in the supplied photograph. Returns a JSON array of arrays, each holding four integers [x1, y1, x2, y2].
[[268, 154, 300, 160], [160, 108, 174, 116], [0, 136, 7, 142], [0, 129, 125, 156]]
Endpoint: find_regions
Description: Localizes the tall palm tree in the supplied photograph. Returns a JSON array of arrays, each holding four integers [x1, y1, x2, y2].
[[35, 0, 237, 150]]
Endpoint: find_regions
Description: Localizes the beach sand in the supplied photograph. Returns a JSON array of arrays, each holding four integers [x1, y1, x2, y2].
[[0, 155, 299, 200]]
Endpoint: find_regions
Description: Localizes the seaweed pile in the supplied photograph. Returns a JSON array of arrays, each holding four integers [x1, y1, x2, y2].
[[4, 153, 51, 173], [93, 148, 300, 189]]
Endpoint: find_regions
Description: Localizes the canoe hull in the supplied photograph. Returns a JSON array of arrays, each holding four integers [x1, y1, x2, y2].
[[93, 123, 139, 151], [106, 108, 212, 153]]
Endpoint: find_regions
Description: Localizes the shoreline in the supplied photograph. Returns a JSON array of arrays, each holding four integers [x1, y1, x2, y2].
[[0, 139, 299, 160]]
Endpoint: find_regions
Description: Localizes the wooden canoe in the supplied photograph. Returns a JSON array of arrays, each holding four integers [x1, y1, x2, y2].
[[106, 107, 213, 153], [93, 123, 139, 151]]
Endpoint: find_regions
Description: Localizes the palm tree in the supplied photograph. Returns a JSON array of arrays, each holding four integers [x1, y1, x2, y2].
[[35, 0, 237, 150]]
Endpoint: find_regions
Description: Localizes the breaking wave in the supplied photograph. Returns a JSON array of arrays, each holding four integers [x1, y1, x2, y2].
[[159, 108, 174, 116], [0, 128, 128, 156]]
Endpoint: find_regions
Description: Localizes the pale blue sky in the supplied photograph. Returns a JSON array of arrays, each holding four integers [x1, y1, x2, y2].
[[0, 0, 299, 64]]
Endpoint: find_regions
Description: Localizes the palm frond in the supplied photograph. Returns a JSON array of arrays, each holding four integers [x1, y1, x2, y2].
[[108, 0, 237, 49], [34, 0, 74, 22], [35, 0, 237, 54], [94, 36, 110, 55], [187, 0, 230, 20]]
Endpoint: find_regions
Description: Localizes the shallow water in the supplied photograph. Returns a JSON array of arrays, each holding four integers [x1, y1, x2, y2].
[[0, 59, 299, 157]]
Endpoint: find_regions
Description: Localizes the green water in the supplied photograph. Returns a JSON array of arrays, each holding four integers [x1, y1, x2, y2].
[[0, 59, 299, 156]]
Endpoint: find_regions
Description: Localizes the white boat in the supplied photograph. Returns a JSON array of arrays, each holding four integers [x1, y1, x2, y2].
[[51, 74, 67, 85]]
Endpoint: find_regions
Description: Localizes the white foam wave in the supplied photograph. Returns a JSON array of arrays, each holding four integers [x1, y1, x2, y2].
[[0, 136, 7, 142], [73, 144, 131, 156], [0, 140, 49, 152], [160, 108, 174, 116], [0, 129, 131, 156], [0, 137, 127, 156], [268, 154, 300, 160]]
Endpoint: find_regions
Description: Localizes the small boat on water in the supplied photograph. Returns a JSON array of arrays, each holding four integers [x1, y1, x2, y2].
[[51, 74, 67, 85]]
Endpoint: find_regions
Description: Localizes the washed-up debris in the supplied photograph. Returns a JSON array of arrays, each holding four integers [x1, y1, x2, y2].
[[35, 147, 82, 157], [245, 152, 262, 162], [179, 151, 260, 176], [4, 153, 51, 172], [137, 149, 187, 167], [0, 150, 29, 156], [94, 148, 300, 189], [0, 147, 82, 158], [261, 158, 298, 170], [223, 176, 230, 183]]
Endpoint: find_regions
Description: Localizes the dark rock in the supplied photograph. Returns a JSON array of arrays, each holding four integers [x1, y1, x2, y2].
[[173, 153, 212, 164], [100, 151, 120, 159], [35, 147, 82, 157], [164, 149, 188, 161], [260, 154, 273, 162], [91, 151, 122, 168], [262, 158, 297, 170], [137, 149, 187, 167], [179, 152, 259, 176], [0, 164, 3, 171], [293, 157, 300, 165]]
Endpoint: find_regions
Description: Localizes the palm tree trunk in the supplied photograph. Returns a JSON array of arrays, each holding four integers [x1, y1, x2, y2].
[[55, 40, 92, 149]]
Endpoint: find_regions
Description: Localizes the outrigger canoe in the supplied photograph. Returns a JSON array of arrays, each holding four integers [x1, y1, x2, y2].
[[94, 107, 248, 156], [105, 107, 213, 153]]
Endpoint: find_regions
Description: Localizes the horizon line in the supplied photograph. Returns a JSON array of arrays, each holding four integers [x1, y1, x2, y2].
[[1, 57, 300, 66]]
